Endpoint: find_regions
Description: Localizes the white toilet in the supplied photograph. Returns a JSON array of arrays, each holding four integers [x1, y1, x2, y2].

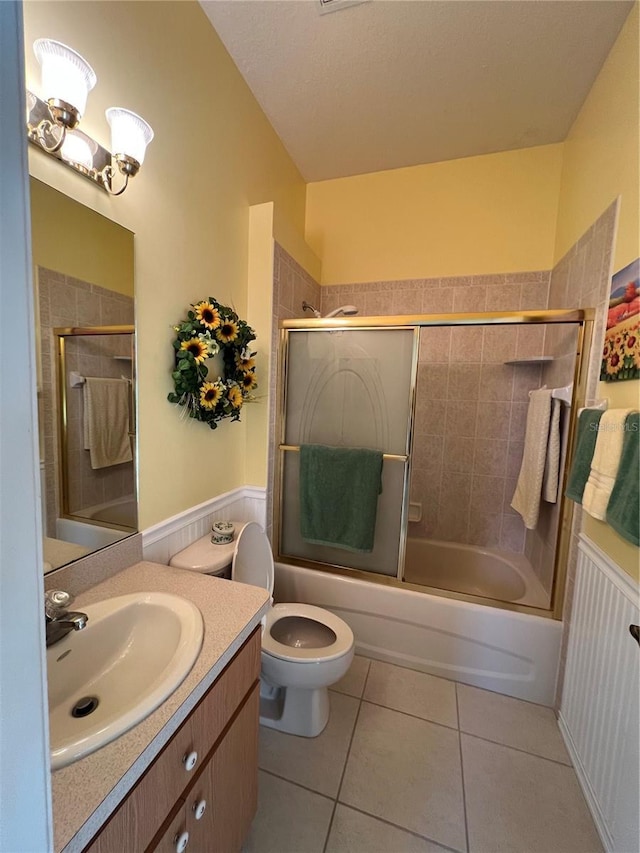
[[169, 522, 354, 737]]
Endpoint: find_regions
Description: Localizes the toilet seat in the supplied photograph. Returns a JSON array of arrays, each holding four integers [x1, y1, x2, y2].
[[232, 522, 274, 595], [262, 603, 353, 663]]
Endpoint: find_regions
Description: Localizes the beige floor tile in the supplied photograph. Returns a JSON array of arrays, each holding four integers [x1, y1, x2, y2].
[[258, 691, 359, 797], [332, 654, 371, 698], [457, 684, 571, 764], [339, 703, 466, 852], [462, 734, 602, 853], [326, 805, 450, 853], [364, 660, 458, 728], [243, 771, 334, 853]]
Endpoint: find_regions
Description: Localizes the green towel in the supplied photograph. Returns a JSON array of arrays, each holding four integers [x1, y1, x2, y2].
[[606, 412, 640, 546], [299, 444, 383, 553], [566, 409, 604, 503]]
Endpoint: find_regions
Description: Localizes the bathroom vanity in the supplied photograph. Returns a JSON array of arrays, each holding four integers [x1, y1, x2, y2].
[[87, 629, 260, 852], [50, 562, 270, 853]]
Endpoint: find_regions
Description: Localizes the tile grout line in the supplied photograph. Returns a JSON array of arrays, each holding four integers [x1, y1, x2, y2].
[[337, 802, 465, 853], [256, 766, 336, 803], [322, 660, 372, 853], [360, 687, 573, 764], [334, 664, 466, 853], [359, 696, 573, 768], [460, 730, 573, 768], [455, 684, 471, 853], [359, 697, 459, 732]]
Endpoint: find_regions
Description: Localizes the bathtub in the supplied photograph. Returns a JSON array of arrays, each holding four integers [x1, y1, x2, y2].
[[88, 496, 137, 529], [274, 559, 562, 706], [56, 514, 133, 550], [404, 537, 550, 609]]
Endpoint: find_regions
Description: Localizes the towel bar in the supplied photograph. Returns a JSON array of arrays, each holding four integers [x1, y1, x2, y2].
[[279, 444, 408, 462]]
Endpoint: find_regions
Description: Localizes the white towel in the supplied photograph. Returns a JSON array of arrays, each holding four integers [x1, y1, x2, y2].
[[511, 388, 552, 529], [83, 377, 132, 470], [582, 408, 634, 520], [542, 397, 562, 503]]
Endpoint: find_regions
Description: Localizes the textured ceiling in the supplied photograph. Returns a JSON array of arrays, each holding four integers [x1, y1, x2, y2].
[[201, 0, 633, 182]]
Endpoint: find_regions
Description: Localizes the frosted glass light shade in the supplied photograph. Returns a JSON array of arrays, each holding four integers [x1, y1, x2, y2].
[[26, 91, 37, 122], [106, 108, 154, 165], [33, 40, 96, 117], [61, 130, 97, 170]]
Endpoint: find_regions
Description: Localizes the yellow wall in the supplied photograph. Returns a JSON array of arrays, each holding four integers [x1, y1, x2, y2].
[[554, 4, 639, 581], [30, 178, 134, 296], [305, 144, 564, 285], [23, 1, 318, 527]]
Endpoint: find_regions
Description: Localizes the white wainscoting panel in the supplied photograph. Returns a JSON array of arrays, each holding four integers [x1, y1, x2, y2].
[[141, 486, 266, 565], [559, 535, 639, 853]]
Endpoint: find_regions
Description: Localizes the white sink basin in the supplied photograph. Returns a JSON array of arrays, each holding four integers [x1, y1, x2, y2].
[[47, 592, 204, 770]]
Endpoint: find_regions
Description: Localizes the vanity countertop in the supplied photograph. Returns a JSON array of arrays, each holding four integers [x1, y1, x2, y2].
[[52, 560, 270, 853]]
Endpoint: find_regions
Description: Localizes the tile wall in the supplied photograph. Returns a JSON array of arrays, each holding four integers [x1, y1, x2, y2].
[[545, 201, 618, 703], [64, 332, 134, 516], [321, 272, 551, 553], [266, 245, 321, 541], [37, 267, 135, 536]]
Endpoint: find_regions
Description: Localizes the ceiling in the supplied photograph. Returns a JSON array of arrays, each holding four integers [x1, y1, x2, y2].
[[201, 0, 633, 182]]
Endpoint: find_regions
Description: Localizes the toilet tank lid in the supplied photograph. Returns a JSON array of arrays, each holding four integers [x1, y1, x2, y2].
[[169, 531, 237, 574]]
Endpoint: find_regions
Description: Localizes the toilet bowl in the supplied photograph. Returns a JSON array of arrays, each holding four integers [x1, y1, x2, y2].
[[169, 522, 354, 737]]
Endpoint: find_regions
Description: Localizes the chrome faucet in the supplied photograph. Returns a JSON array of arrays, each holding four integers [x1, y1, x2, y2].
[[45, 590, 88, 647]]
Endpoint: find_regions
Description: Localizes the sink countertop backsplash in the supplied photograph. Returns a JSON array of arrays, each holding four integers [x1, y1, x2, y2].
[[52, 561, 270, 853], [44, 533, 144, 596]]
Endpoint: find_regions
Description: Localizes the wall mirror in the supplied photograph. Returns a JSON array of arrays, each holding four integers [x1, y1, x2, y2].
[[30, 178, 138, 574]]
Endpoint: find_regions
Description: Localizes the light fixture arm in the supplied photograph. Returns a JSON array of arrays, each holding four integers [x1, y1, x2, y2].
[[100, 153, 140, 195], [99, 163, 129, 197], [32, 117, 66, 153]]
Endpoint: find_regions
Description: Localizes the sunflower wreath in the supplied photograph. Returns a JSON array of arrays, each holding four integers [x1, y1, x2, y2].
[[168, 297, 257, 429]]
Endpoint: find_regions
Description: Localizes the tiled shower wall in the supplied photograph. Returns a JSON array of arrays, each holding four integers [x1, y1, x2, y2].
[[64, 332, 134, 516], [266, 245, 321, 541], [546, 202, 618, 705], [526, 202, 616, 602], [37, 267, 134, 536], [321, 273, 551, 553]]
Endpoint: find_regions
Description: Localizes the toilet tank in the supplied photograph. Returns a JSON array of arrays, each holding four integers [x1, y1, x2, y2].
[[169, 529, 240, 577]]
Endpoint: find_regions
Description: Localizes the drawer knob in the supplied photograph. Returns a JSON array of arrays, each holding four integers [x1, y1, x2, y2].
[[183, 751, 198, 772], [174, 831, 189, 853], [192, 799, 207, 820]]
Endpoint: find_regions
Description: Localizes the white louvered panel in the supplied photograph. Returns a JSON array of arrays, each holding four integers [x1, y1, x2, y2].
[[559, 536, 639, 853]]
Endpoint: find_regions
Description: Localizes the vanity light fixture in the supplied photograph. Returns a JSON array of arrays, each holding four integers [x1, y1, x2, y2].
[[27, 39, 154, 195]]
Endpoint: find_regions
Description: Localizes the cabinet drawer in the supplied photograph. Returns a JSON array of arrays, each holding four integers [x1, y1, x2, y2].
[[85, 628, 261, 853], [146, 802, 187, 853], [86, 722, 198, 853]]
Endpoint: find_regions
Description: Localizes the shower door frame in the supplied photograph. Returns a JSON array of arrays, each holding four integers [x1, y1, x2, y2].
[[277, 324, 419, 584], [54, 324, 136, 532], [274, 309, 593, 621]]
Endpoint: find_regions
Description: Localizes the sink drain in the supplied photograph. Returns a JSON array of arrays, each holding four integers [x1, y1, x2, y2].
[[71, 696, 99, 718]]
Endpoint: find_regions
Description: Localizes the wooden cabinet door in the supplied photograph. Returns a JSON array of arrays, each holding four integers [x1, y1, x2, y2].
[[147, 802, 187, 853], [185, 685, 259, 853]]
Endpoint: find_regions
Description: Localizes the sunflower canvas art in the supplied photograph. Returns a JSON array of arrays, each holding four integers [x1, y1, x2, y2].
[[601, 258, 640, 382]]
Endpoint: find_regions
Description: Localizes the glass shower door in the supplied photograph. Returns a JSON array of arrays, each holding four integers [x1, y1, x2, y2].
[[278, 327, 417, 576]]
